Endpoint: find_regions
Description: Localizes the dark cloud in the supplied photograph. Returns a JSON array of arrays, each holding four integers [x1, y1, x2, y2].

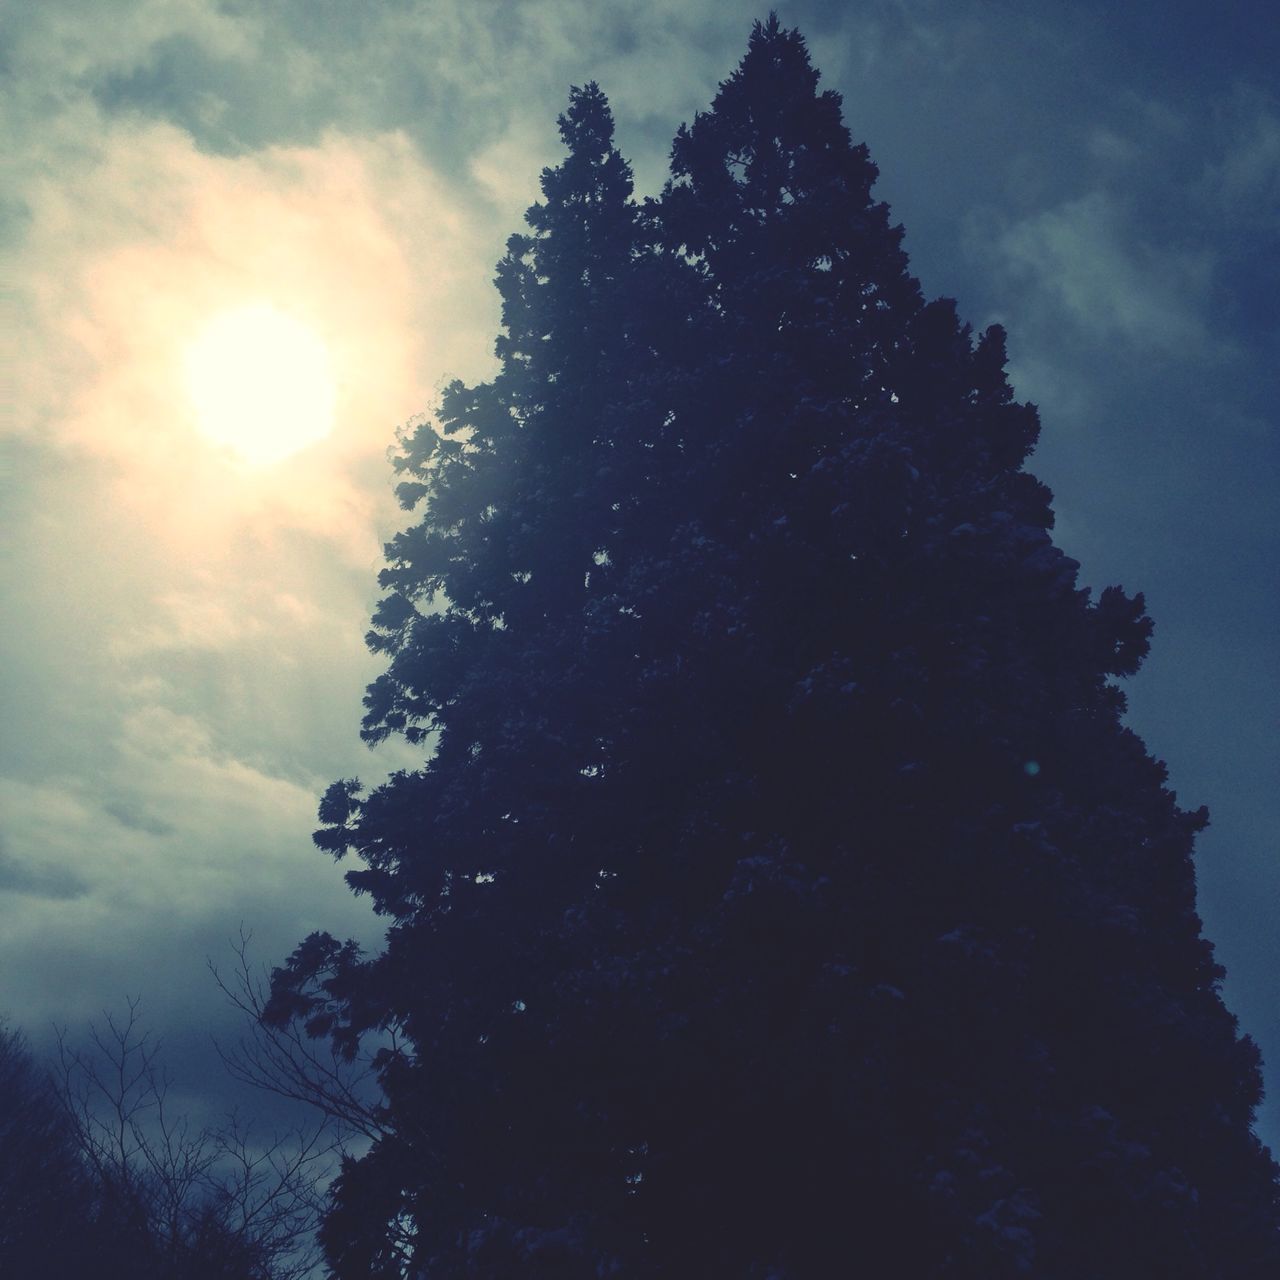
[[102, 795, 176, 837], [0, 835, 87, 901], [93, 34, 314, 154]]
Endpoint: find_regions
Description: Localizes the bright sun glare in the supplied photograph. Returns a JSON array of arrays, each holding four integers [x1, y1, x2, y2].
[[185, 303, 336, 465]]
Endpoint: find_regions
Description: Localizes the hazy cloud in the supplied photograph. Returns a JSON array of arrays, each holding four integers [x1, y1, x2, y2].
[[0, 832, 88, 902], [985, 192, 1212, 353]]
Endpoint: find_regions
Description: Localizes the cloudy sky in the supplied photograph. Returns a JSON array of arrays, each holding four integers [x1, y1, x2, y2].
[[3, 0, 1277, 1143]]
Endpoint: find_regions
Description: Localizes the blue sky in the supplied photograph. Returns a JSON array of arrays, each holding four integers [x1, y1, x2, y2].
[[2, 0, 1276, 1144]]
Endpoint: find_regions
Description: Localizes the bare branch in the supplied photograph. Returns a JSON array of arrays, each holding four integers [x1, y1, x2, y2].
[[209, 928, 388, 1143], [53, 997, 332, 1280]]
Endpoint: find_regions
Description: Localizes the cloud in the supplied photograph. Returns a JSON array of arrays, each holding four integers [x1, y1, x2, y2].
[[6, 0, 257, 87], [981, 191, 1212, 354], [11, 116, 495, 511], [0, 698, 382, 1032], [1191, 88, 1280, 342], [0, 832, 88, 901], [1214, 102, 1280, 211], [0, 25, 483, 1057]]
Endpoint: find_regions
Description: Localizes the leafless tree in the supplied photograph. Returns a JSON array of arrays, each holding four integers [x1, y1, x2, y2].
[[55, 996, 333, 1280]]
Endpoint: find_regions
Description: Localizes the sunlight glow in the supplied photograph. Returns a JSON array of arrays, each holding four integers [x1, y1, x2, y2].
[[185, 304, 336, 464]]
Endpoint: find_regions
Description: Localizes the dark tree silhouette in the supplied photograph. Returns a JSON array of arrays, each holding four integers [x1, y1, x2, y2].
[[270, 18, 1280, 1277], [0, 1007, 329, 1280], [55, 999, 331, 1280], [0, 1022, 95, 1277]]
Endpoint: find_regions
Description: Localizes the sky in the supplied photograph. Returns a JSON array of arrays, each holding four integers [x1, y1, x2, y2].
[[2, 0, 1277, 1146]]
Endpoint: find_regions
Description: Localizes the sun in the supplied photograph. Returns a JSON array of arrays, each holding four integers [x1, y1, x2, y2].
[[185, 303, 337, 465]]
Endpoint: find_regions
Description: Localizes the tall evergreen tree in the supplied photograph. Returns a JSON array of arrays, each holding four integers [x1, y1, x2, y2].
[[272, 82, 690, 1276], [270, 20, 1280, 1277]]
